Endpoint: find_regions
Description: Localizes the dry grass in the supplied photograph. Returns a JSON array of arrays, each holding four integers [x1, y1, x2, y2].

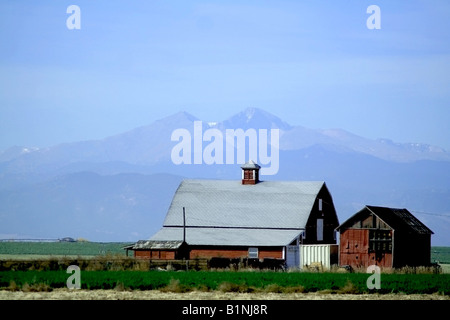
[[0, 289, 448, 300], [345, 265, 442, 274], [217, 281, 255, 293], [159, 279, 191, 293], [6, 281, 20, 292], [337, 280, 359, 294]]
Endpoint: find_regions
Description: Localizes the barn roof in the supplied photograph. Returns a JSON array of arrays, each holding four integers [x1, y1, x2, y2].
[[161, 179, 326, 230], [147, 179, 327, 246], [336, 205, 434, 235], [150, 227, 301, 247]]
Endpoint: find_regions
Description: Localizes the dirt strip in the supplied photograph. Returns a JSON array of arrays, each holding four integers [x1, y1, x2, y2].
[[0, 289, 448, 300]]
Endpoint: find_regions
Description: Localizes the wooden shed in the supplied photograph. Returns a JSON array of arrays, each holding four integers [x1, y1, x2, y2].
[[336, 205, 433, 269], [128, 161, 340, 268], [123, 240, 188, 259]]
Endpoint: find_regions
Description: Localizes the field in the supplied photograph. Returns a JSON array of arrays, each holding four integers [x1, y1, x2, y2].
[[432, 247, 450, 264], [0, 241, 131, 259], [1, 242, 449, 300]]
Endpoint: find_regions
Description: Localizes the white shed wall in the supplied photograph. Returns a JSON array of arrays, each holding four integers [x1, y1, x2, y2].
[[300, 244, 338, 269]]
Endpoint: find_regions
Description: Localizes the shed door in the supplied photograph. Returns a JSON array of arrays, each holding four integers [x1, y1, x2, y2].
[[286, 245, 300, 268]]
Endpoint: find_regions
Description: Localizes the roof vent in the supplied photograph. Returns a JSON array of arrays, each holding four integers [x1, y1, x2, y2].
[[241, 160, 260, 185]]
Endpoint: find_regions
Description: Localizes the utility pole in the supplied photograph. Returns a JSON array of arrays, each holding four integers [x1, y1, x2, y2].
[[183, 207, 186, 243], [183, 207, 188, 270]]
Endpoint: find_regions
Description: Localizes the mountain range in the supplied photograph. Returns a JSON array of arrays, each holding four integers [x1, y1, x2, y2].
[[1, 108, 449, 245]]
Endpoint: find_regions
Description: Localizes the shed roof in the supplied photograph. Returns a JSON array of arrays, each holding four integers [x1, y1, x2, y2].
[[126, 240, 184, 250], [161, 179, 326, 230], [336, 205, 433, 235]]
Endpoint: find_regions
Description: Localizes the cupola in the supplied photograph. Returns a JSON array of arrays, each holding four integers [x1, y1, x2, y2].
[[241, 160, 260, 185]]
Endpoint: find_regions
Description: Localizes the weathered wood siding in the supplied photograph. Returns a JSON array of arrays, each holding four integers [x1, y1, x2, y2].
[[339, 229, 393, 268]]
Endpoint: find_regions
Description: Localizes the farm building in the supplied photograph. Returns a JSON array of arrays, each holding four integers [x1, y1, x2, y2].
[[336, 205, 433, 269], [127, 161, 340, 268]]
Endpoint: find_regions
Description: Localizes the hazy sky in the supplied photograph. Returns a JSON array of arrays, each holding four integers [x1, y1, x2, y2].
[[1, 0, 449, 150]]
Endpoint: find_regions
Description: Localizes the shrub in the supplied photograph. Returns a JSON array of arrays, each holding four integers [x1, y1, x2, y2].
[[114, 281, 131, 292], [160, 278, 191, 293], [264, 283, 284, 293], [22, 282, 53, 292], [337, 280, 360, 294], [283, 285, 306, 293], [217, 281, 254, 293], [7, 280, 20, 292]]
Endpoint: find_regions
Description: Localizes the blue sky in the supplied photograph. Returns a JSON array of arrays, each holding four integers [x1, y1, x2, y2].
[[1, 0, 449, 150]]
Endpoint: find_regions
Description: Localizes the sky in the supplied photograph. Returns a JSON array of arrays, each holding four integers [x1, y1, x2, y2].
[[1, 0, 450, 151]]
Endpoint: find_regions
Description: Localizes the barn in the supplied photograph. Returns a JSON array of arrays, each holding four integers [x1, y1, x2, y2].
[[336, 205, 433, 269], [127, 161, 340, 268]]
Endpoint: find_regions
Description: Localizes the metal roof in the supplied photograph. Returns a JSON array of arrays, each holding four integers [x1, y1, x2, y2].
[[336, 205, 434, 235], [366, 205, 433, 234], [162, 179, 325, 230], [241, 160, 261, 169], [128, 240, 184, 250], [150, 227, 302, 247]]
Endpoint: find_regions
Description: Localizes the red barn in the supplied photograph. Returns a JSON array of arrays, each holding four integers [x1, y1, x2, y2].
[[127, 161, 340, 268], [336, 205, 433, 269]]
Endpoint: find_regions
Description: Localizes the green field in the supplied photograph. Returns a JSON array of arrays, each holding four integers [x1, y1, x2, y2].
[[0, 270, 449, 295], [432, 247, 450, 264], [0, 241, 131, 259]]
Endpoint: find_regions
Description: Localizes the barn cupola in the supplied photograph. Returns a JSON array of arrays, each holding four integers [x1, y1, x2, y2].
[[241, 160, 260, 185]]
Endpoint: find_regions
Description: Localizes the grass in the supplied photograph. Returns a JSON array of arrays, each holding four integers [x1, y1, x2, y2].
[[0, 270, 449, 295]]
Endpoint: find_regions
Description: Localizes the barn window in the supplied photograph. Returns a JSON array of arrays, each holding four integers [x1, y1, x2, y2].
[[317, 219, 324, 241], [244, 170, 254, 180], [248, 247, 258, 259], [369, 230, 392, 253], [318, 199, 323, 211]]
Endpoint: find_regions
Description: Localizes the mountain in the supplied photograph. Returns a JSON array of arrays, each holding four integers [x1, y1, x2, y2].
[[220, 107, 292, 131], [0, 108, 449, 245], [1, 107, 448, 176]]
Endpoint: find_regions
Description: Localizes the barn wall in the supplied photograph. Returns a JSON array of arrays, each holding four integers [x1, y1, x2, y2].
[[189, 246, 283, 259], [339, 229, 393, 269], [190, 248, 248, 259], [134, 250, 176, 260], [259, 248, 283, 259], [135, 250, 150, 259], [393, 232, 431, 267], [304, 185, 339, 245]]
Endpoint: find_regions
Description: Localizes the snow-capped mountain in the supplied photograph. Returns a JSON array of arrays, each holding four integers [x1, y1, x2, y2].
[[0, 108, 449, 244]]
